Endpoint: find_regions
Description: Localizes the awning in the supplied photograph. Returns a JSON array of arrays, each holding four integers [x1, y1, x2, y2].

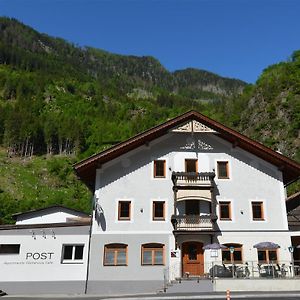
[[253, 242, 280, 249]]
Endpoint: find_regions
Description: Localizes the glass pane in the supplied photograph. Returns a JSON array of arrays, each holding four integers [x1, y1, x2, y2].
[[269, 250, 277, 262], [120, 202, 130, 218], [154, 249, 163, 265], [233, 250, 242, 262], [63, 245, 73, 260], [75, 245, 84, 260], [105, 250, 115, 265], [218, 162, 228, 178], [155, 160, 165, 177], [188, 244, 197, 260], [143, 250, 152, 265], [222, 250, 231, 263], [258, 250, 267, 262], [220, 203, 230, 219], [252, 202, 263, 219], [117, 250, 126, 265], [0, 244, 20, 254], [154, 202, 164, 218]]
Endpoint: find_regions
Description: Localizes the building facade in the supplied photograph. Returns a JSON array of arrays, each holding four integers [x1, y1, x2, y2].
[[0, 206, 90, 294], [74, 111, 300, 295]]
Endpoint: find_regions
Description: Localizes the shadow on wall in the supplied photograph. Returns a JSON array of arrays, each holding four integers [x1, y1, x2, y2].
[[95, 209, 106, 231]]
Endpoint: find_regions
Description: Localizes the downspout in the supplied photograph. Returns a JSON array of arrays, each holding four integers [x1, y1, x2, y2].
[[84, 195, 95, 294]]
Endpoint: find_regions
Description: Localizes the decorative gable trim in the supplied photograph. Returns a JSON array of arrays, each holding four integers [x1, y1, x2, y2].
[[171, 120, 217, 133]]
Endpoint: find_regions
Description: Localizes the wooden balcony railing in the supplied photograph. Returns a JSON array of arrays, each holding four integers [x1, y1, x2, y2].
[[172, 172, 215, 187], [171, 215, 213, 231]]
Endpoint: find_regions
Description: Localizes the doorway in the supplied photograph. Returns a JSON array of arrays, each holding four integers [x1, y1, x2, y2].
[[182, 241, 204, 276]]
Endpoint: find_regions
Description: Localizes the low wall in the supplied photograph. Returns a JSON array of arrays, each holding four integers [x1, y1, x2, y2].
[[214, 279, 300, 292]]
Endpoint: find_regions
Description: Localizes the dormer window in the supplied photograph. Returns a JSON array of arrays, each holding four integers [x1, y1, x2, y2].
[[185, 159, 198, 173], [154, 160, 166, 178]]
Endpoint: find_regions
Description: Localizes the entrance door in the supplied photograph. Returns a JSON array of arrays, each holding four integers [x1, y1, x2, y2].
[[182, 241, 204, 276]]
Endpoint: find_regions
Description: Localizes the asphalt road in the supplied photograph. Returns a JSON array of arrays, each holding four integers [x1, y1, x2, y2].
[[3, 294, 300, 300]]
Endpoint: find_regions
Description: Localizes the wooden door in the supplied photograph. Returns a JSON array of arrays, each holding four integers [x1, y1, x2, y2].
[[182, 242, 204, 276]]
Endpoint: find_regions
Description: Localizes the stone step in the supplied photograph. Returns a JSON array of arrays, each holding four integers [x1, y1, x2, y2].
[[164, 279, 213, 294]]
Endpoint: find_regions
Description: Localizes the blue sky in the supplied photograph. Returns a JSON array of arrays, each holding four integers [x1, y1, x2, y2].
[[0, 0, 299, 83]]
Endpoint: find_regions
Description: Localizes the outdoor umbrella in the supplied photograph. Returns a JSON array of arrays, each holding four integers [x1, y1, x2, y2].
[[253, 242, 280, 249], [203, 243, 227, 250]]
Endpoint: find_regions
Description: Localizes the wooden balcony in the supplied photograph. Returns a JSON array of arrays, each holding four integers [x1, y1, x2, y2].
[[171, 215, 213, 231], [172, 172, 215, 188]]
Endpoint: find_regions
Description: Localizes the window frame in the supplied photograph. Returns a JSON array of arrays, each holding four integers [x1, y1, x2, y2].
[[185, 159, 198, 173], [141, 243, 165, 266], [61, 244, 84, 264], [153, 160, 166, 178], [219, 201, 232, 221], [103, 243, 128, 266], [257, 249, 278, 264], [222, 244, 243, 264], [217, 161, 229, 179], [118, 201, 131, 221], [152, 201, 165, 221], [251, 201, 264, 221]]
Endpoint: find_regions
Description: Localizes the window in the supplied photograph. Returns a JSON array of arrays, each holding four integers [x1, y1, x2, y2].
[[118, 201, 131, 220], [154, 160, 166, 178], [222, 244, 243, 264], [104, 244, 127, 266], [62, 244, 84, 263], [219, 201, 231, 220], [185, 159, 198, 173], [153, 201, 165, 220], [257, 249, 278, 263], [142, 243, 164, 265], [252, 201, 264, 220], [217, 161, 229, 179], [0, 244, 20, 254]]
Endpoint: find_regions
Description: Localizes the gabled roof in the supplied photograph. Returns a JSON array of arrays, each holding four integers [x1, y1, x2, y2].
[[74, 110, 300, 190], [12, 205, 90, 220]]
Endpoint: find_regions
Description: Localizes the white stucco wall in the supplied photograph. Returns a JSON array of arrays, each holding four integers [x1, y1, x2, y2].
[[0, 226, 89, 282], [94, 132, 287, 233]]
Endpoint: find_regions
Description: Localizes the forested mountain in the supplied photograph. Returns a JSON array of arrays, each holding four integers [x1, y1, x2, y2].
[[0, 17, 299, 224]]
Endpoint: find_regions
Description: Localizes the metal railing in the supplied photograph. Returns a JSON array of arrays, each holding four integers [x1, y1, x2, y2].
[[171, 215, 213, 231], [161, 261, 300, 292]]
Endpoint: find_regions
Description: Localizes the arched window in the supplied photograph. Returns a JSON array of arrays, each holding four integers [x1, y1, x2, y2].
[[104, 243, 127, 266], [222, 243, 243, 264], [141, 243, 165, 266]]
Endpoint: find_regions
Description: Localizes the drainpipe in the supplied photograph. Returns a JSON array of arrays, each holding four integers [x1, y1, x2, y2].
[[84, 195, 95, 294]]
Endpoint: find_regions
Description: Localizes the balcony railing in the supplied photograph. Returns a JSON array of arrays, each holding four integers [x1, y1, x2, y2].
[[171, 215, 213, 231], [172, 172, 215, 187]]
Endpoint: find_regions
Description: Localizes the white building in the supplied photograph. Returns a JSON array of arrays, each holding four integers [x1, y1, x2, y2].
[[74, 110, 300, 295], [0, 206, 90, 294]]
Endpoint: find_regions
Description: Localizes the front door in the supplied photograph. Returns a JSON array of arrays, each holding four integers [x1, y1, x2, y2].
[[182, 241, 204, 276]]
